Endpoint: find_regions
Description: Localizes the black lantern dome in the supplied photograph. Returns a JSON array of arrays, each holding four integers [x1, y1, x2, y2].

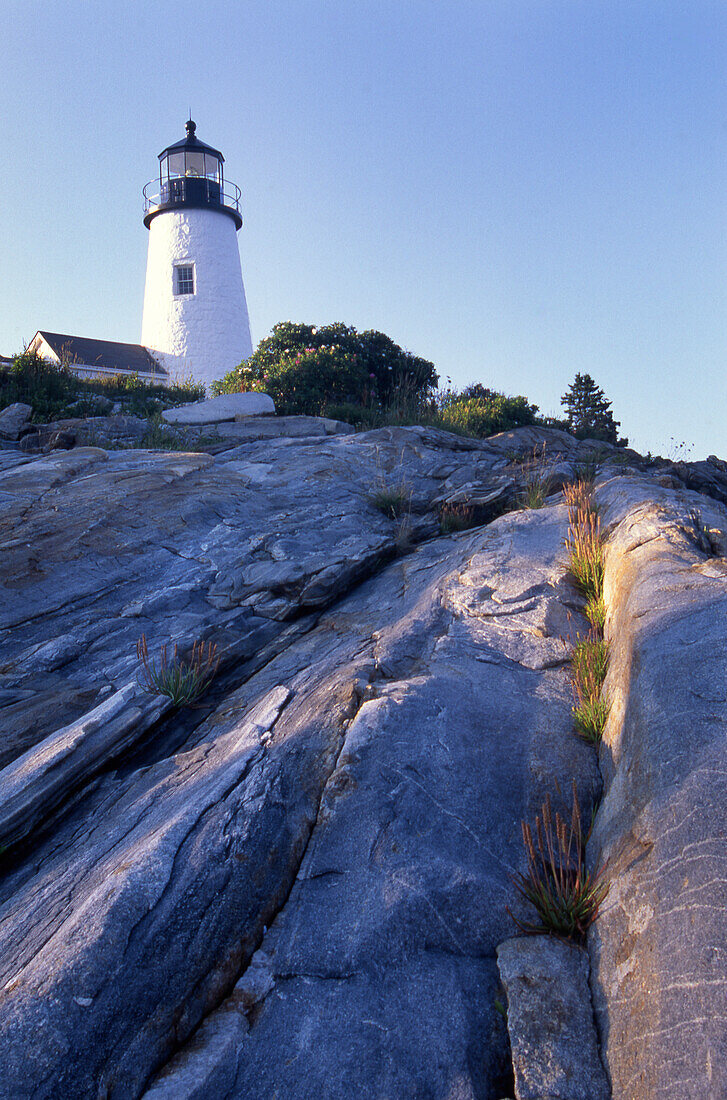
[[143, 120, 242, 229]]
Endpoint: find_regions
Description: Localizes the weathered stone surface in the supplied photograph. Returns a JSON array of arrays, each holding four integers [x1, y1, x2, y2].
[[140, 506, 599, 1100], [497, 935, 610, 1100], [0, 432, 602, 1098], [15, 413, 150, 450], [587, 476, 727, 1100], [0, 402, 32, 440], [1, 422, 725, 1098], [162, 392, 275, 424], [142, 1007, 248, 1099]]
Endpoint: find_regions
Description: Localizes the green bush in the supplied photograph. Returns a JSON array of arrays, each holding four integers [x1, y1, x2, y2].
[[437, 393, 539, 437], [220, 346, 370, 416], [212, 321, 438, 409]]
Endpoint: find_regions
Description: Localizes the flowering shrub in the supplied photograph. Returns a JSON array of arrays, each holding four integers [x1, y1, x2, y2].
[[222, 346, 370, 415], [212, 321, 438, 411]]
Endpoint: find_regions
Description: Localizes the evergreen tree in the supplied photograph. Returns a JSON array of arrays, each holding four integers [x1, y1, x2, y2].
[[561, 373, 626, 446]]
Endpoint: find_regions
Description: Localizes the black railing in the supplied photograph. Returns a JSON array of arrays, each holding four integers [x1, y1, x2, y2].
[[143, 177, 242, 217]]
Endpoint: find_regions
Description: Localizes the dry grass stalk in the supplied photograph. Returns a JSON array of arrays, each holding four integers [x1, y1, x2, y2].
[[136, 635, 220, 706], [563, 478, 595, 519], [509, 782, 609, 940]]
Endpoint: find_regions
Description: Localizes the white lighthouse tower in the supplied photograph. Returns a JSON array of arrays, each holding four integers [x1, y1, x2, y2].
[[141, 120, 253, 391]]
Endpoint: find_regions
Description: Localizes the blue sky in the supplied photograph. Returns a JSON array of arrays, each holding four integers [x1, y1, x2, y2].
[[2, 0, 726, 457]]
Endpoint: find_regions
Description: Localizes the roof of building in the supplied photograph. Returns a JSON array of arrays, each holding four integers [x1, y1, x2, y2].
[[35, 332, 167, 377]]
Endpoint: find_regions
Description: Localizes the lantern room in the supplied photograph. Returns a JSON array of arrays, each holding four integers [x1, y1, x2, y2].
[[143, 120, 242, 229]]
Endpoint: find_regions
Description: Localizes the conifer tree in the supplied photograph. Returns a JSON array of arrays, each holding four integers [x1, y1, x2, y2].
[[561, 373, 626, 446]]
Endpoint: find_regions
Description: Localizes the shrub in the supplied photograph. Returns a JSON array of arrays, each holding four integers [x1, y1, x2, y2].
[[437, 392, 539, 438], [509, 783, 609, 940], [136, 635, 220, 706], [1, 351, 76, 421], [222, 346, 370, 416], [213, 321, 438, 410]]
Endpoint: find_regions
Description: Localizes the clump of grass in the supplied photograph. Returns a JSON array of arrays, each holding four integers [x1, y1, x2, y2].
[[565, 504, 604, 603], [584, 593, 606, 633], [509, 782, 609, 940], [570, 634, 609, 744], [572, 692, 610, 744], [371, 485, 410, 519], [518, 444, 554, 509], [439, 502, 476, 534], [136, 635, 220, 706], [564, 479, 610, 742], [571, 635, 608, 697], [394, 512, 414, 553], [563, 478, 596, 515]]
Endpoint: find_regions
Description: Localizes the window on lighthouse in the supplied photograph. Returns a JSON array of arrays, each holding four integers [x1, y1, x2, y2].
[[174, 265, 195, 296]]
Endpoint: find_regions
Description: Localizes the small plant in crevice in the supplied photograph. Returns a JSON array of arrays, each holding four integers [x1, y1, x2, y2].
[[563, 477, 596, 515], [566, 507, 604, 604], [571, 634, 608, 699], [371, 483, 410, 519], [439, 502, 476, 534], [394, 512, 415, 553], [584, 593, 606, 633], [508, 782, 609, 941], [136, 635, 220, 706], [572, 688, 610, 745], [564, 480, 610, 743], [518, 443, 554, 510], [570, 633, 610, 744]]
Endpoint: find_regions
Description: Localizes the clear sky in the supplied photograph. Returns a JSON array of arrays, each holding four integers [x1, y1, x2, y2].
[[2, 0, 726, 458]]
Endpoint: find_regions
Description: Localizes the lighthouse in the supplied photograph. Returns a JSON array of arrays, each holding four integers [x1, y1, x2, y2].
[[141, 120, 253, 391]]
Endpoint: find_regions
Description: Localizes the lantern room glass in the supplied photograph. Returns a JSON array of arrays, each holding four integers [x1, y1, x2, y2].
[[161, 151, 222, 184]]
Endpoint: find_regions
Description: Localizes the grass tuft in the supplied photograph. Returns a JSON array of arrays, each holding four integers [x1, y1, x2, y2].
[[509, 782, 609, 940], [136, 635, 220, 706], [518, 444, 554, 509], [439, 502, 476, 534], [584, 593, 606, 633], [371, 485, 410, 519], [564, 480, 610, 742], [565, 504, 604, 604], [572, 694, 610, 744], [570, 631, 609, 746]]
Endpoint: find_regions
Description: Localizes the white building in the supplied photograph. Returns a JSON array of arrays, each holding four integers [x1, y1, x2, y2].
[[141, 120, 253, 391]]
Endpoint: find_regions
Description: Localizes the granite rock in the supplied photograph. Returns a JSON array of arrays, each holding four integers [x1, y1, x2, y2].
[[497, 935, 610, 1100], [162, 392, 275, 424], [0, 402, 32, 440], [0, 424, 725, 1098], [586, 476, 727, 1100]]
